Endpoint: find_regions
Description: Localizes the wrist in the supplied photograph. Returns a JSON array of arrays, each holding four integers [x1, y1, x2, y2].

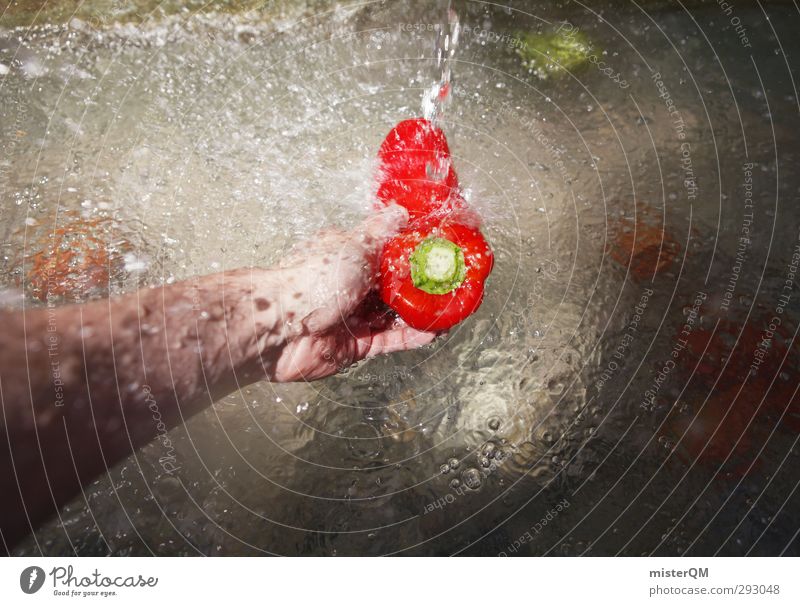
[[227, 267, 298, 382]]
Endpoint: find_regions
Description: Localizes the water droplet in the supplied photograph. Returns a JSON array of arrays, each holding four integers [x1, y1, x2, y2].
[[461, 468, 482, 490]]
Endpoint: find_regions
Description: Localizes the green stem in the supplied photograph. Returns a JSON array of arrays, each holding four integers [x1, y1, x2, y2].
[[409, 237, 466, 295]]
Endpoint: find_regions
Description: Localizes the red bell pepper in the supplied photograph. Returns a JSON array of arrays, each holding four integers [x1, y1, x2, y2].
[[376, 118, 463, 221], [375, 118, 493, 330], [379, 212, 493, 331]]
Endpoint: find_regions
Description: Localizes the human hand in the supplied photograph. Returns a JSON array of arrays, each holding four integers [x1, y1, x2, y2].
[[267, 205, 439, 382]]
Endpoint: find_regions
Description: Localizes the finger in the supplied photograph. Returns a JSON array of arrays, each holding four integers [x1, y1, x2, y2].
[[343, 292, 394, 331], [359, 325, 438, 359]]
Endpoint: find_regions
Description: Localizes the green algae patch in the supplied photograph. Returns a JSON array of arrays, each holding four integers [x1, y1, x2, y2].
[[515, 28, 594, 80]]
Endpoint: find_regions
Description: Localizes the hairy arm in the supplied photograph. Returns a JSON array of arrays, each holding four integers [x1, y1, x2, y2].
[[0, 268, 291, 550], [0, 205, 434, 550]]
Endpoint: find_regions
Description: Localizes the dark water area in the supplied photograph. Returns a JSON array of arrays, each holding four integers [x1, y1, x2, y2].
[[1, 0, 799, 555]]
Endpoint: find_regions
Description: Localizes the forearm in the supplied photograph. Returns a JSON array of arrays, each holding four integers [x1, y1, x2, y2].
[[0, 267, 286, 549]]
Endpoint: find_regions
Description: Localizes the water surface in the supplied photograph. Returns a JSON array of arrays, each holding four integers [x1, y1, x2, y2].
[[2, 0, 799, 555]]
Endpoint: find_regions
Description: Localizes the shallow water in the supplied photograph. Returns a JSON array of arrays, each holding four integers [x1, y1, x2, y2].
[[2, 0, 799, 555]]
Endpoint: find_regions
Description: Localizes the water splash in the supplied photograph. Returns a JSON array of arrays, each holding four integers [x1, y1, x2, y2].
[[5, 0, 796, 558], [421, 4, 459, 125]]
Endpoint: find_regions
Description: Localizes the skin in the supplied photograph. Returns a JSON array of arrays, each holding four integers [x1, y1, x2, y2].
[[0, 205, 435, 551]]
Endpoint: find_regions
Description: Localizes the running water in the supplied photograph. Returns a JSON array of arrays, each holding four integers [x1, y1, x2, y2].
[[421, 4, 460, 193], [421, 4, 460, 126]]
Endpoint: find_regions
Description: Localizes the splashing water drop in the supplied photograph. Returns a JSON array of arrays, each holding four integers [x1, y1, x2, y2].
[[421, 5, 460, 125]]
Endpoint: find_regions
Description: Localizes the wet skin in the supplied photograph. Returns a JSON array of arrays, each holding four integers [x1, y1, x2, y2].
[[0, 205, 435, 549]]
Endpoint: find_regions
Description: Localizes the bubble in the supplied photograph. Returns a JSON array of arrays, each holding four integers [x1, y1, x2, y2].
[[461, 468, 482, 490], [346, 423, 382, 460]]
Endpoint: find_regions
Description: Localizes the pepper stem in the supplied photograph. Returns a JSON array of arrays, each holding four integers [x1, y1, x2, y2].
[[410, 237, 466, 295]]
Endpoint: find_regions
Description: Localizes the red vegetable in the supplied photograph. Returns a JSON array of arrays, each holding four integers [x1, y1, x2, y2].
[[379, 213, 493, 331], [375, 118, 494, 330], [376, 118, 463, 221]]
